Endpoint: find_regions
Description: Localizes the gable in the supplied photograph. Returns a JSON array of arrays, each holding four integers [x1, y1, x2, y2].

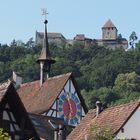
[[18, 73, 87, 115], [0, 82, 40, 140], [47, 78, 86, 126], [115, 105, 140, 139]]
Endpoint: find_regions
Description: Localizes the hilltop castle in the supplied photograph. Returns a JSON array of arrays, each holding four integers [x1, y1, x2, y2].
[[35, 19, 128, 49], [97, 19, 128, 49]]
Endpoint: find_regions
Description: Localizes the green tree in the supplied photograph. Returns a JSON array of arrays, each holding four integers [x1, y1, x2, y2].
[[113, 71, 140, 94], [129, 31, 138, 48], [0, 128, 10, 140], [11, 54, 39, 83], [117, 33, 122, 43], [81, 87, 119, 109], [89, 123, 114, 140]]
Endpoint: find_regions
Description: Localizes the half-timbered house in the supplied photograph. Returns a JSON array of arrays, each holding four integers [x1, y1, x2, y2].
[[0, 81, 40, 140], [17, 72, 87, 125]]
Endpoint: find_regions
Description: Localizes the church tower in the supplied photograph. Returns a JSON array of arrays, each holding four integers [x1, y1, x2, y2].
[[102, 19, 118, 40], [37, 18, 56, 86]]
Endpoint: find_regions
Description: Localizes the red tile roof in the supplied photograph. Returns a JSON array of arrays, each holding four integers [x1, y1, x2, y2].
[[17, 73, 72, 114], [67, 100, 140, 140], [74, 34, 85, 41], [102, 19, 116, 28]]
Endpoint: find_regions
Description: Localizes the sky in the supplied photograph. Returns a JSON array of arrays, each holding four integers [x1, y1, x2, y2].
[[0, 0, 140, 45]]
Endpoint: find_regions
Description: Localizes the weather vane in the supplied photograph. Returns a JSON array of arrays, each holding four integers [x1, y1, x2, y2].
[[41, 8, 48, 20]]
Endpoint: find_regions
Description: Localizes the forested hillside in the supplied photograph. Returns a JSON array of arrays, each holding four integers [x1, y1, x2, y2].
[[0, 41, 140, 108]]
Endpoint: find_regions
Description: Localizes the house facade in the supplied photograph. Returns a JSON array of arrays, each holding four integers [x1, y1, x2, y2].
[[67, 100, 140, 140]]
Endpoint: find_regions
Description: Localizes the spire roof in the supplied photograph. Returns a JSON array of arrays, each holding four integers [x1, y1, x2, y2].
[[102, 19, 116, 28], [37, 20, 55, 64]]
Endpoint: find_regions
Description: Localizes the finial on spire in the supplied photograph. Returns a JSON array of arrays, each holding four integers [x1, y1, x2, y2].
[[42, 8, 48, 20]]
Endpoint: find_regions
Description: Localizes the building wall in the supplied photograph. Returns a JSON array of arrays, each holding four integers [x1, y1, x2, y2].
[[96, 39, 128, 50], [115, 106, 140, 139], [102, 27, 117, 40], [106, 44, 128, 50], [35, 31, 66, 47]]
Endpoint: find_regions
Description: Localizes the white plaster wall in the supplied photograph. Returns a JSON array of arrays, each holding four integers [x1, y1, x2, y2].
[[115, 106, 140, 139], [3, 111, 9, 120], [64, 80, 70, 93]]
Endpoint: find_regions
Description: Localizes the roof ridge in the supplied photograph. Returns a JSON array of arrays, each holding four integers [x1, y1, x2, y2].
[[48, 32, 62, 34], [37, 31, 62, 34], [47, 72, 72, 81], [0, 80, 11, 90], [20, 80, 39, 87], [111, 99, 139, 107], [20, 72, 72, 87], [88, 100, 140, 113]]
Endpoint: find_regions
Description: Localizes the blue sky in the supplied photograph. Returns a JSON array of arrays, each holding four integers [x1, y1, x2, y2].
[[0, 0, 140, 44]]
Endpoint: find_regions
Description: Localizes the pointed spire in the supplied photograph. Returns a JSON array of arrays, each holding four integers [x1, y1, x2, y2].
[[37, 20, 55, 63], [37, 17, 55, 86], [102, 19, 116, 28]]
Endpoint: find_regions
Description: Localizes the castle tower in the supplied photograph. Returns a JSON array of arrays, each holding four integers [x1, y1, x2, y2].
[[37, 19, 56, 86], [102, 19, 118, 40]]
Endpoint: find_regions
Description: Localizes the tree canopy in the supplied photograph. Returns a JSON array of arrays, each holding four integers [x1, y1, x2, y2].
[[0, 39, 140, 108]]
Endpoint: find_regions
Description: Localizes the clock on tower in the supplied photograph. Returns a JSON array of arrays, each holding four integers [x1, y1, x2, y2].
[[58, 92, 81, 125]]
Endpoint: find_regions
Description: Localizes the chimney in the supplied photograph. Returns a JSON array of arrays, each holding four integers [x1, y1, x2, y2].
[[12, 71, 22, 88], [96, 101, 102, 117]]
